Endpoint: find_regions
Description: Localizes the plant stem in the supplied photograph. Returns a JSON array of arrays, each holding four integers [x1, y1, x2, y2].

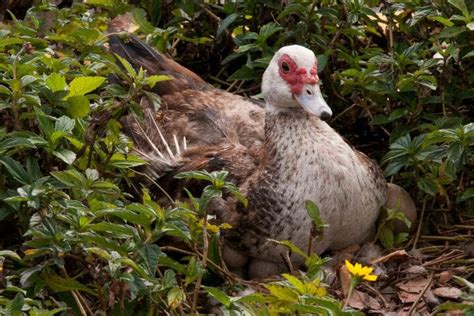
[[343, 280, 355, 309], [191, 207, 210, 314]]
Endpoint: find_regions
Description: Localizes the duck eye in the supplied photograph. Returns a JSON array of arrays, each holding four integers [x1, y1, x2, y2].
[[281, 61, 290, 73]]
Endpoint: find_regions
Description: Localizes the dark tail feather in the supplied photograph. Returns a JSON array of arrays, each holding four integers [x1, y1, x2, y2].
[[108, 35, 211, 95]]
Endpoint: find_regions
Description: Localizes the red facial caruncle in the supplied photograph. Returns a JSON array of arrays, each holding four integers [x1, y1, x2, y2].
[[278, 54, 319, 95]]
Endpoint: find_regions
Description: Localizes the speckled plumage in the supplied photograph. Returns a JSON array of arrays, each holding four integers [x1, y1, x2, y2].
[[110, 36, 389, 277], [226, 110, 387, 268]]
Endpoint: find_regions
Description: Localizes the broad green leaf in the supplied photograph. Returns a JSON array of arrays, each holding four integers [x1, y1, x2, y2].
[[55, 116, 75, 133], [448, 0, 469, 17], [439, 26, 467, 38], [66, 95, 90, 118], [138, 244, 161, 276], [264, 284, 298, 302], [417, 177, 438, 196], [428, 16, 454, 27], [107, 153, 145, 168], [88, 222, 135, 237], [205, 287, 231, 307], [66, 76, 105, 98], [144, 75, 170, 88], [51, 169, 86, 187], [379, 225, 394, 249], [42, 272, 95, 295], [0, 156, 31, 185], [52, 149, 76, 165], [132, 8, 155, 33], [45, 73, 66, 92]]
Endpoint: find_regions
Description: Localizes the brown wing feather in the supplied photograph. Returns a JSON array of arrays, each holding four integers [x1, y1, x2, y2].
[[109, 35, 211, 94], [112, 36, 265, 195]]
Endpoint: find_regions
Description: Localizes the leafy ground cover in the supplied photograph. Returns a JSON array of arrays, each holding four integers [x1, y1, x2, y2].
[[0, 0, 473, 315]]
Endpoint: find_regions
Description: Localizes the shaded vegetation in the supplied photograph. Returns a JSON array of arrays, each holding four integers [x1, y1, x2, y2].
[[0, 0, 473, 314]]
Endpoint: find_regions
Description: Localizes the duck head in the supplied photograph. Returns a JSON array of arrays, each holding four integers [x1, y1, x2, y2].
[[262, 45, 332, 120]]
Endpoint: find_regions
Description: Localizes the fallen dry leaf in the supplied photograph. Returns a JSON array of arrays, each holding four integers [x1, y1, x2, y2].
[[396, 278, 431, 303], [348, 289, 382, 311], [439, 270, 454, 285], [339, 265, 352, 296], [432, 287, 463, 299]]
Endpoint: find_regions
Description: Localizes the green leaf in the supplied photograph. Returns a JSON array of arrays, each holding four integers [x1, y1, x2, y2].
[[0, 156, 31, 185], [417, 177, 438, 196], [107, 153, 145, 168], [84, 0, 114, 6], [52, 149, 76, 165], [205, 287, 231, 307], [167, 287, 186, 310], [55, 116, 75, 133], [379, 225, 394, 249], [229, 66, 258, 81], [144, 75, 170, 88], [217, 13, 240, 37], [88, 222, 135, 237], [137, 244, 161, 276], [316, 54, 328, 72], [305, 200, 324, 228], [51, 169, 86, 187], [0, 250, 22, 262], [45, 73, 66, 92], [42, 272, 96, 295], [132, 8, 155, 33], [66, 76, 105, 98], [8, 292, 24, 315], [458, 187, 474, 202], [448, 0, 469, 17], [439, 26, 467, 38], [66, 95, 90, 118], [428, 16, 454, 27], [264, 284, 298, 302]]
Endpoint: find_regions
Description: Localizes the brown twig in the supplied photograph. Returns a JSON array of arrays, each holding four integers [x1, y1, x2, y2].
[[412, 196, 429, 251]]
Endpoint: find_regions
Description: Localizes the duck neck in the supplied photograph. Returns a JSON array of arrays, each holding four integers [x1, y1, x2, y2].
[[261, 106, 323, 174]]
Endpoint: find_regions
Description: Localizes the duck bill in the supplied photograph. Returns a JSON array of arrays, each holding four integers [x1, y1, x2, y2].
[[295, 84, 332, 120]]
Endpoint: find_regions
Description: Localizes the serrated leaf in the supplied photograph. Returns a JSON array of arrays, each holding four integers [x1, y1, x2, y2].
[[264, 284, 299, 302], [132, 8, 154, 33], [66, 95, 90, 118], [66, 76, 105, 98], [46, 73, 66, 92]]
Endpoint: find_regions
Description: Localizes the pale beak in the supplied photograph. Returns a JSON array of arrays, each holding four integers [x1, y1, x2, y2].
[[296, 84, 332, 120]]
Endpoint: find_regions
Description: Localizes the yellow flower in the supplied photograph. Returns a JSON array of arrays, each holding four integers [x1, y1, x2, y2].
[[345, 260, 378, 282]]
